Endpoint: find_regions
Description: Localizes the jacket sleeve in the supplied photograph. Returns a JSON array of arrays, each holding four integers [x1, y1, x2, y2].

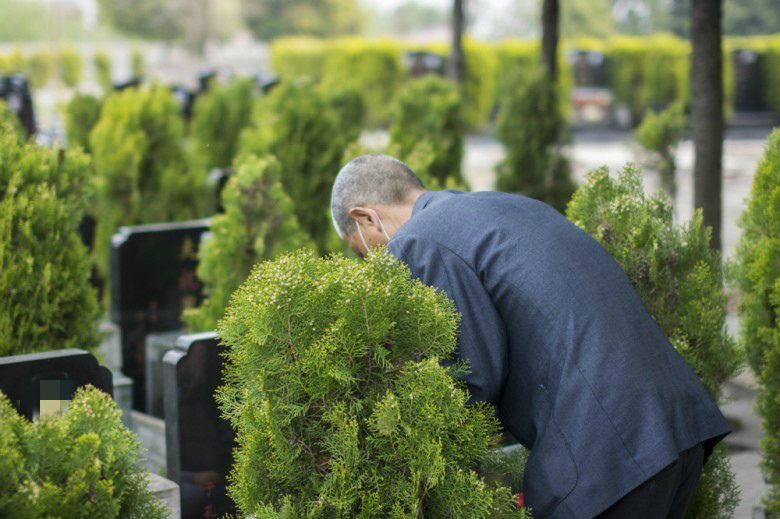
[[387, 234, 508, 405]]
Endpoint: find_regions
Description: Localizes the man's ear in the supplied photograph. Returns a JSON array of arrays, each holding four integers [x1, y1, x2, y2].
[[349, 207, 375, 226]]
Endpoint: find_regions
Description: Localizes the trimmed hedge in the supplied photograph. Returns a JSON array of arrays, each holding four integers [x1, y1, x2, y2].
[[269, 34, 780, 130], [60, 47, 82, 88]]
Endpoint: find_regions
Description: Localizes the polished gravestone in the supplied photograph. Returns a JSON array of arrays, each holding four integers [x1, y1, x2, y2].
[[208, 167, 233, 214], [0, 349, 113, 420], [567, 50, 613, 126], [111, 219, 211, 411], [163, 332, 237, 519], [732, 49, 766, 113]]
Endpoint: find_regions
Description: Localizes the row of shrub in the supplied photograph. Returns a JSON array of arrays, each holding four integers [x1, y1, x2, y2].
[[0, 47, 143, 90], [271, 34, 780, 129]]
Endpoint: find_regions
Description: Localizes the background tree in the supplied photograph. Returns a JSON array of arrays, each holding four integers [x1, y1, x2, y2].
[[635, 102, 687, 203], [241, 0, 364, 40], [541, 0, 559, 81], [449, 0, 465, 83], [691, 0, 724, 251]]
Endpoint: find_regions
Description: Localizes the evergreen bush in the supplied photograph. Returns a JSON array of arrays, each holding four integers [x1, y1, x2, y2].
[[93, 51, 112, 92], [189, 78, 254, 172], [732, 128, 780, 515], [567, 165, 741, 519], [0, 385, 169, 518], [183, 155, 313, 332], [495, 69, 575, 213], [324, 85, 366, 145], [389, 75, 466, 190], [60, 47, 82, 89], [26, 50, 54, 89], [90, 85, 206, 278], [64, 93, 102, 153], [635, 102, 687, 202], [0, 131, 99, 356], [462, 39, 498, 129], [216, 249, 527, 519], [131, 48, 145, 79], [239, 80, 346, 254], [0, 100, 23, 138]]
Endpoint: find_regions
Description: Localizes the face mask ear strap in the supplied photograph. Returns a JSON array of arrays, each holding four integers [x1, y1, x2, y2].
[[355, 219, 370, 254]]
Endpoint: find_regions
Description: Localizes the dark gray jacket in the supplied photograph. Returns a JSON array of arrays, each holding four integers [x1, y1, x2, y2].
[[386, 190, 730, 519]]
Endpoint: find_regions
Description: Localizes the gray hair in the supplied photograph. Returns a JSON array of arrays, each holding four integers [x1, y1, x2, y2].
[[331, 154, 425, 239]]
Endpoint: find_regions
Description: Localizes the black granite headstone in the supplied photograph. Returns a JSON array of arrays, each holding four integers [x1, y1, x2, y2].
[[732, 49, 766, 112], [0, 74, 36, 136], [163, 333, 237, 519], [208, 167, 233, 214], [0, 349, 113, 420], [110, 219, 211, 410], [402, 51, 445, 78], [568, 50, 609, 88]]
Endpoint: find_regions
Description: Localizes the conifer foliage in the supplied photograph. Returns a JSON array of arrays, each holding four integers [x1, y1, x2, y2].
[[495, 69, 574, 212], [567, 165, 740, 519], [89, 85, 207, 278], [189, 78, 255, 173], [0, 386, 168, 518], [64, 93, 102, 153], [183, 155, 313, 332], [733, 128, 780, 516], [0, 131, 99, 356], [239, 81, 347, 254], [217, 249, 528, 519], [388, 75, 466, 190]]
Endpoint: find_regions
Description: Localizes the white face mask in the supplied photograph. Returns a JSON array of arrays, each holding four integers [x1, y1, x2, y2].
[[354, 211, 391, 255]]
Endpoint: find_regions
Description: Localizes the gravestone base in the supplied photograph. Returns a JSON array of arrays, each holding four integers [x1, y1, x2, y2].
[[113, 370, 133, 429], [97, 320, 122, 372], [148, 472, 181, 519], [132, 410, 167, 477], [146, 331, 183, 418]]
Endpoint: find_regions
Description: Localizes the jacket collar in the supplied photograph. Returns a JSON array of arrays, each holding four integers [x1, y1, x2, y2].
[[412, 191, 437, 217]]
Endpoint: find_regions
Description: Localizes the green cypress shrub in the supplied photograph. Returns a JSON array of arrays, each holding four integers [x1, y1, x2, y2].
[[64, 93, 102, 153], [635, 102, 687, 202], [93, 51, 112, 92], [131, 48, 145, 79], [0, 100, 23, 138], [389, 75, 466, 190], [495, 69, 575, 213], [239, 80, 346, 254], [567, 165, 741, 519], [0, 385, 169, 518], [0, 132, 99, 356], [732, 128, 780, 515], [324, 85, 366, 145], [60, 47, 83, 89], [183, 155, 313, 332], [216, 249, 527, 519], [189, 78, 255, 173], [89, 85, 206, 279]]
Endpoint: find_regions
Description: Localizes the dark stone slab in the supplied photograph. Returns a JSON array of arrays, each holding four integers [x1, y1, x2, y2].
[[402, 51, 445, 78], [110, 219, 211, 411], [163, 332, 237, 519], [568, 50, 609, 88], [732, 49, 766, 112], [0, 74, 36, 136], [208, 167, 232, 214], [0, 349, 112, 420]]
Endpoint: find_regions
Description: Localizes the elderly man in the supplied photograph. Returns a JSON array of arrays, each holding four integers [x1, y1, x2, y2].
[[330, 154, 730, 519]]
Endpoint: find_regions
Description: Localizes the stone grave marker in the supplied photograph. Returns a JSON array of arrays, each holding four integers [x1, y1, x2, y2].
[[732, 49, 766, 112], [163, 332, 237, 519], [208, 167, 232, 214], [0, 349, 112, 420], [567, 50, 612, 126], [111, 219, 211, 411]]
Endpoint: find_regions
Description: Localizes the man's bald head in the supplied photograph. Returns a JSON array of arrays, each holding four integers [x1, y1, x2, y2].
[[331, 154, 425, 239]]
